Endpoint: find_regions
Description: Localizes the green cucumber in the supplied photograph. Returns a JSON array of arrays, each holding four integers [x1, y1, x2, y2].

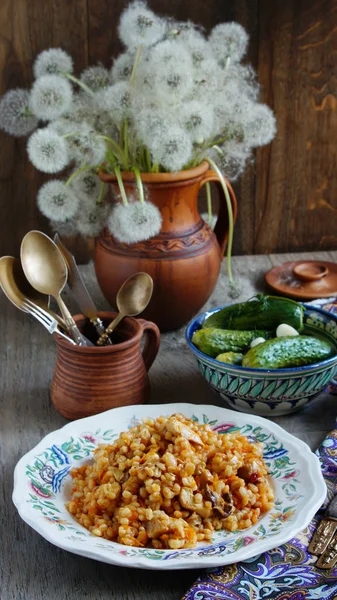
[[192, 328, 271, 358], [242, 335, 335, 369], [215, 352, 243, 365], [202, 294, 304, 331]]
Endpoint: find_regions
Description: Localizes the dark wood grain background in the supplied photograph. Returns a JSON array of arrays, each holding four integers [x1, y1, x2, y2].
[[0, 0, 336, 262]]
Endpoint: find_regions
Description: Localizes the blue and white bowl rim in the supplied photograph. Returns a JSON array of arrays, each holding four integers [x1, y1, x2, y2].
[[185, 302, 337, 375]]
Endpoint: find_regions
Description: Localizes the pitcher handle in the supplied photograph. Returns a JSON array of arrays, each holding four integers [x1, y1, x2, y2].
[[139, 318, 160, 371], [199, 170, 238, 256]]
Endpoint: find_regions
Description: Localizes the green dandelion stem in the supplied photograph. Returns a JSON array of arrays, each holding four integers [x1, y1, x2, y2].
[[130, 45, 143, 86], [98, 135, 126, 166], [62, 132, 81, 139], [205, 182, 212, 224], [123, 119, 130, 168], [64, 73, 95, 97], [207, 157, 235, 284], [133, 166, 144, 203], [114, 166, 128, 206], [96, 181, 105, 205], [144, 147, 152, 172], [65, 164, 96, 187]]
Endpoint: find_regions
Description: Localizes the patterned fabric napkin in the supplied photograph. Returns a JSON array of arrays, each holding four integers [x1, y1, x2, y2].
[[183, 299, 337, 600]]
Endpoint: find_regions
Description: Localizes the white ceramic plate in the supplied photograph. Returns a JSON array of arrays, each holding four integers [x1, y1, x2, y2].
[[13, 403, 326, 570]]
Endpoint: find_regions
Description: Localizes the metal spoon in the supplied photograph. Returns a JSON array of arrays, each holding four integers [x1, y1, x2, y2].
[[54, 233, 112, 344], [96, 272, 154, 346], [20, 231, 92, 346], [0, 255, 65, 327]]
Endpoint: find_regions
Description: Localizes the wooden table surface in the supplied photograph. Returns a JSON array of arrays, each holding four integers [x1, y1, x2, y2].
[[2, 250, 337, 600]]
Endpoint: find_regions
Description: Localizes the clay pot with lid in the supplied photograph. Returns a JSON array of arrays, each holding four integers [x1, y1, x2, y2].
[[95, 161, 237, 332]]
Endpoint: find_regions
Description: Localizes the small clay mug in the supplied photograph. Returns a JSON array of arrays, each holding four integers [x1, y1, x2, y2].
[[50, 311, 160, 420]]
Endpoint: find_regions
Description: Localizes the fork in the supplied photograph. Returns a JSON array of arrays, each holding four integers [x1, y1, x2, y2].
[[22, 298, 77, 345]]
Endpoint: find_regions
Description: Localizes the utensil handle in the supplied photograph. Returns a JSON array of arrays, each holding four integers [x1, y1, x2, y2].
[[199, 170, 238, 256], [91, 317, 112, 345], [96, 313, 124, 346], [138, 318, 160, 371], [55, 329, 77, 345], [56, 294, 91, 346], [53, 312, 67, 329]]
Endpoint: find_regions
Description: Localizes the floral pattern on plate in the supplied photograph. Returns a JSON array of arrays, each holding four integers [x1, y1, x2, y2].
[[13, 403, 326, 570]]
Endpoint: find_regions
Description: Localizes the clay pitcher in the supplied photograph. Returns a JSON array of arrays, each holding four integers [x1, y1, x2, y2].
[[95, 161, 237, 332], [50, 312, 160, 420]]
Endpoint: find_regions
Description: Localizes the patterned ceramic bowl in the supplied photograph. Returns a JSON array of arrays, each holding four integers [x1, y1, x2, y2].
[[186, 304, 337, 417]]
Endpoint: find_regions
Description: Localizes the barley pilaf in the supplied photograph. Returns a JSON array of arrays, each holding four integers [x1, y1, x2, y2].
[[66, 414, 274, 549]]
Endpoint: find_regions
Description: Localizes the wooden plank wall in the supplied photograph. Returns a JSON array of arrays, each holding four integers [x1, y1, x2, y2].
[[0, 0, 336, 262]]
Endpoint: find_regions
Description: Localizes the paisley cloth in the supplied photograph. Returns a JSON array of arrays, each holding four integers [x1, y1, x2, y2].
[[183, 299, 337, 600]]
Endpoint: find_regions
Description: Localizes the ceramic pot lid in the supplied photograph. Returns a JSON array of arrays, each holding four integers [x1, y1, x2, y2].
[[265, 260, 337, 299]]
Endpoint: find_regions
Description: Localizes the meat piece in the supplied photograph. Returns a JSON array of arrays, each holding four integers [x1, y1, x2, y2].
[[199, 469, 214, 488], [204, 485, 232, 518], [165, 417, 204, 445], [179, 488, 212, 518], [237, 465, 260, 484], [237, 465, 251, 481], [145, 518, 169, 539]]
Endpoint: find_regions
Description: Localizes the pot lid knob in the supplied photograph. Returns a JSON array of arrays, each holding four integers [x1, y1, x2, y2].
[[293, 261, 329, 282]]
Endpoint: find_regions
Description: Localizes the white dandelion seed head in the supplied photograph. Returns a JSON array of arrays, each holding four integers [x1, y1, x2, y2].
[[46, 95, 91, 132], [37, 180, 79, 221], [192, 57, 222, 99], [66, 123, 107, 166], [174, 27, 212, 66], [147, 39, 191, 67], [242, 102, 277, 148], [48, 116, 74, 135], [209, 142, 250, 181], [134, 106, 173, 147], [58, 93, 115, 137], [212, 79, 247, 133], [154, 66, 194, 102], [209, 22, 249, 66], [71, 93, 96, 120], [70, 169, 103, 200], [165, 19, 203, 39], [80, 66, 110, 92], [27, 128, 69, 173], [93, 110, 118, 137], [50, 218, 78, 237], [179, 101, 215, 141], [97, 82, 132, 125], [111, 52, 136, 83], [132, 63, 156, 93], [33, 48, 73, 78], [118, 1, 166, 48], [0, 89, 38, 136], [147, 41, 193, 101], [76, 196, 109, 237], [226, 64, 260, 101], [108, 201, 162, 244], [30, 74, 73, 120], [149, 125, 193, 172], [174, 22, 204, 42]]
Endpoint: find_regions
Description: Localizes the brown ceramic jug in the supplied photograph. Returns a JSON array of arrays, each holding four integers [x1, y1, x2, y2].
[[95, 161, 237, 332], [50, 312, 160, 420]]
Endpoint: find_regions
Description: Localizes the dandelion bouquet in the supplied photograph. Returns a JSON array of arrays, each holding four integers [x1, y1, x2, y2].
[[0, 1, 276, 293]]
